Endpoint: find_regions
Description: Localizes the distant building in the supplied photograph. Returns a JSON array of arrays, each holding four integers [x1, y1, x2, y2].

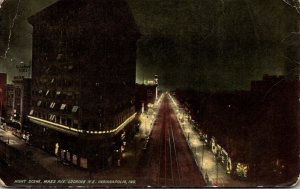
[[6, 77, 32, 130], [28, 0, 140, 169], [136, 76, 158, 112], [5, 84, 14, 120], [250, 74, 285, 93], [0, 73, 7, 119]]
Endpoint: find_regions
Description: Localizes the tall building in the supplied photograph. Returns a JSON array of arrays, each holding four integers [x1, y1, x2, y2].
[[28, 0, 140, 169]]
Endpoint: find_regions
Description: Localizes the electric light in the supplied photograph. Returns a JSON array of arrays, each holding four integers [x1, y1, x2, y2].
[[28, 113, 136, 135]]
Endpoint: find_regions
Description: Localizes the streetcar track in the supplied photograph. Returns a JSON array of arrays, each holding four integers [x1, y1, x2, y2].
[[139, 94, 205, 187], [170, 122, 182, 185], [168, 126, 174, 185]]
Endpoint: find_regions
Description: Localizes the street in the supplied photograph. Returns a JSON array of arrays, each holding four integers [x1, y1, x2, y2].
[[136, 95, 205, 187]]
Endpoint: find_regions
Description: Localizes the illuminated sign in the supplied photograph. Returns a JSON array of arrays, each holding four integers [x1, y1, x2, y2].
[[16, 64, 31, 73]]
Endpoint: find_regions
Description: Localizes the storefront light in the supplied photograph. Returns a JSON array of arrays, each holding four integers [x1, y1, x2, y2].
[[236, 163, 249, 178], [226, 158, 232, 174]]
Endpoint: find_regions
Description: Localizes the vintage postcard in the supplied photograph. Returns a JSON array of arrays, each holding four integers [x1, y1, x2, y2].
[[0, 0, 299, 188]]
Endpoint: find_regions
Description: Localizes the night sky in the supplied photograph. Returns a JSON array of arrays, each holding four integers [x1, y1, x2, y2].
[[0, 0, 299, 91]]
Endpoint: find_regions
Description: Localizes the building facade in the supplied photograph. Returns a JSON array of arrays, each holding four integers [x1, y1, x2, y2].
[[5, 84, 14, 120], [174, 75, 299, 184], [28, 0, 140, 169], [7, 77, 32, 129], [136, 76, 158, 112]]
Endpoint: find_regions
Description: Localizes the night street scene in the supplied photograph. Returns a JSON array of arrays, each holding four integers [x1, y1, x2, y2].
[[0, 0, 299, 187]]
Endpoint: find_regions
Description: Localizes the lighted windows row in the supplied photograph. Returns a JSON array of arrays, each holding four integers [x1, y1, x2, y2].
[[36, 100, 79, 113], [33, 89, 80, 100], [29, 110, 79, 128]]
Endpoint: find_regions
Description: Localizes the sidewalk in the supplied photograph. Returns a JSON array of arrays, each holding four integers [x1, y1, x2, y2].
[[167, 93, 256, 187]]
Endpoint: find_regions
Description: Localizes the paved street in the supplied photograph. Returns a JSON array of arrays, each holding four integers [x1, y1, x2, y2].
[[136, 95, 205, 187]]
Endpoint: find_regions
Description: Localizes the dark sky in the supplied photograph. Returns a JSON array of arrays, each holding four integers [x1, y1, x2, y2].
[[0, 0, 299, 91]]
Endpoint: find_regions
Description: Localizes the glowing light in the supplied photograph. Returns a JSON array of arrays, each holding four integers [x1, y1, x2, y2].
[[236, 163, 249, 178], [28, 113, 136, 135], [55, 143, 59, 155], [226, 159, 232, 174]]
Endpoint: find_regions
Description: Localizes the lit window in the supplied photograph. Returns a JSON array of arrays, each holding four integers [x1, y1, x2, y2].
[[46, 90, 50, 96], [50, 102, 56, 109], [50, 114, 56, 121], [60, 104, 66, 110], [51, 78, 55, 83], [72, 106, 79, 113], [37, 100, 42, 107], [29, 109, 34, 115], [56, 91, 61, 95], [38, 90, 43, 94]]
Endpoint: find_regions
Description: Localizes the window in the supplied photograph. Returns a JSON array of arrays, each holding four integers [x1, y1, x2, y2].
[[56, 91, 61, 96], [38, 90, 43, 94], [50, 102, 56, 109], [29, 109, 34, 115], [51, 78, 55, 84], [37, 100, 42, 107], [60, 104, 66, 110], [72, 106, 79, 113], [49, 114, 56, 121], [46, 90, 50, 96]]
